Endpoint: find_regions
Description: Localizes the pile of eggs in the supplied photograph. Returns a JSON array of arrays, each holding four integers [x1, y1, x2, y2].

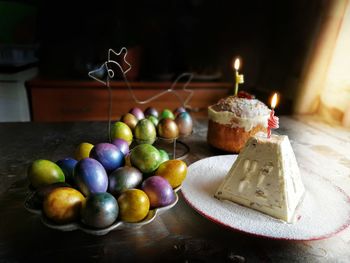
[[27, 138, 187, 229], [111, 106, 193, 145]]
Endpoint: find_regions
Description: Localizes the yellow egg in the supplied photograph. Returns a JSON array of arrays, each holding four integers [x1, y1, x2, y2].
[[155, 160, 187, 188], [43, 187, 85, 224], [110, 121, 133, 145], [75, 142, 94, 161]]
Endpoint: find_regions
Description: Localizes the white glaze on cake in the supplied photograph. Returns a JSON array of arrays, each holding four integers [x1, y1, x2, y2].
[[208, 96, 270, 132], [215, 135, 305, 223]]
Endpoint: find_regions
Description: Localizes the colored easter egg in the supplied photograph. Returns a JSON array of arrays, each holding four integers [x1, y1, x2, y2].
[[108, 166, 143, 196], [124, 153, 132, 167], [89, 143, 124, 173], [110, 121, 133, 145], [158, 149, 170, 164], [160, 109, 175, 120], [130, 144, 161, 173], [118, 189, 150, 222], [157, 118, 179, 139], [129, 107, 145, 121], [111, 138, 129, 156], [43, 187, 85, 224], [141, 176, 176, 208], [146, 115, 159, 127], [175, 111, 193, 137], [74, 158, 108, 196], [81, 192, 119, 228], [28, 159, 65, 189], [56, 158, 77, 185], [155, 160, 187, 188], [144, 107, 159, 118], [121, 113, 138, 130], [32, 182, 70, 209], [75, 142, 94, 161], [134, 119, 157, 144], [173, 107, 186, 117]]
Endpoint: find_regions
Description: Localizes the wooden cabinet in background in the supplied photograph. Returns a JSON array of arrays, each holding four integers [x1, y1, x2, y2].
[[26, 78, 232, 122]]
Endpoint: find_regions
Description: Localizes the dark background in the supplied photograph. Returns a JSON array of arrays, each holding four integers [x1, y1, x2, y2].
[[1, 0, 327, 112]]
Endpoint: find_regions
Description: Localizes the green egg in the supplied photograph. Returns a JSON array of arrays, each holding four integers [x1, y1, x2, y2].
[[158, 149, 170, 164], [28, 159, 65, 189], [147, 115, 159, 127], [134, 119, 157, 144], [160, 109, 175, 120], [130, 144, 161, 173]]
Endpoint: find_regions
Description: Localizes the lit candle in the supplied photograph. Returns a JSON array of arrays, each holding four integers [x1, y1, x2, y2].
[[267, 93, 279, 138], [233, 58, 244, 96]]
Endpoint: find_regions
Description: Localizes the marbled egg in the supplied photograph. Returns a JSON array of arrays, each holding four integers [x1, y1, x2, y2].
[[89, 143, 124, 173], [134, 119, 157, 144], [56, 158, 78, 185], [110, 121, 133, 145], [74, 158, 108, 196], [141, 176, 176, 208], [108, 166, 143, 196], [81, 192, 119, 228], [175, 111, 193, 137], [111, 138, 129, 156], [129, 107, 145, 121], [157, 118, 179, 139], [147, 115, 159, 127], [173, 107, 186, 117], [144, 107, 159, 118], [121, 113, 138, 130]]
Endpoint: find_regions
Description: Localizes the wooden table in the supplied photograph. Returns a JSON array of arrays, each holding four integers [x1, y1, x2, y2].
[[0, 116, 349, 262]]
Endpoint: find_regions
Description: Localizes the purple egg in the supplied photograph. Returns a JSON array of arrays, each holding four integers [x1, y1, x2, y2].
[[144, 107, 159, 118], [141, 176, 176, 208], [74, 158, 108, 196], [108, 166, 142, 196], [129, 107, 145, 121], [89, 143, 124, 173], [111, 138, 129, 156], [175, 111, 193, 137], [56, 158, 77, 185], [173, 107, 186, 117]]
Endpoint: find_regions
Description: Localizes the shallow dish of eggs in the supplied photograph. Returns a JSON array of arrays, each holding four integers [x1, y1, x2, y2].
[[24, 107, 190, 235]]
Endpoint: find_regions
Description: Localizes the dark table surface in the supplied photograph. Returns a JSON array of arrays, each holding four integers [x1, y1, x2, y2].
[[0, 117, 349, 262]]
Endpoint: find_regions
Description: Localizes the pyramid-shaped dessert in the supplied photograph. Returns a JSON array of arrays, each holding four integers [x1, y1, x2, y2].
[[215, 135, 305, 223]]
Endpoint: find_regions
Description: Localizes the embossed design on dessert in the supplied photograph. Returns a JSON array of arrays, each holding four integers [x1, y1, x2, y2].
[[215, 135, 305, 223]]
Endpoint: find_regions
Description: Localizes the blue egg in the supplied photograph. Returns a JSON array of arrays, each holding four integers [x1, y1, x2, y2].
[[56, 158, 77, 185], [81, 192, 119, 228], [173, 107, 186, 117], [89, 143, 124, 173], [74, 158, 108, 196]]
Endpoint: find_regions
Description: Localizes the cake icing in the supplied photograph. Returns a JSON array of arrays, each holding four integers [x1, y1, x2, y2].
[[214, 135, 305, 223], [208, 97, 270, 132]]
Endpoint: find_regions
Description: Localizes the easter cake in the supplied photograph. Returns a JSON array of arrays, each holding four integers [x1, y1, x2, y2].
[[214, 134, 305, 223], [207, 93, 270, 153]]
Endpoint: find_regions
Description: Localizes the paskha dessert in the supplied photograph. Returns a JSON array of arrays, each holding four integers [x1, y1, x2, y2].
[[207, 92, 270, 153], [215, 134, 305, 223]]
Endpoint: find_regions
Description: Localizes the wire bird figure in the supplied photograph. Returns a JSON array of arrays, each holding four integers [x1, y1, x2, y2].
[[88, 47, 194, 141]]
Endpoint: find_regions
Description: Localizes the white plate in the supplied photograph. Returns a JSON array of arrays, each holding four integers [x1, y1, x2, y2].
[[182, 155, 350, 240]]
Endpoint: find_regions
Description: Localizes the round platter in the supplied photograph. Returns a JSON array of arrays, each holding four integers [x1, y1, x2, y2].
[[182, 155, 350, 240], [25, 186, 180, 236]]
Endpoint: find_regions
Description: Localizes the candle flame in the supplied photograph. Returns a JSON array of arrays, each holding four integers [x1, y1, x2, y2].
[[233, 58, 240, 71], [271, 93, 278, 109]]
